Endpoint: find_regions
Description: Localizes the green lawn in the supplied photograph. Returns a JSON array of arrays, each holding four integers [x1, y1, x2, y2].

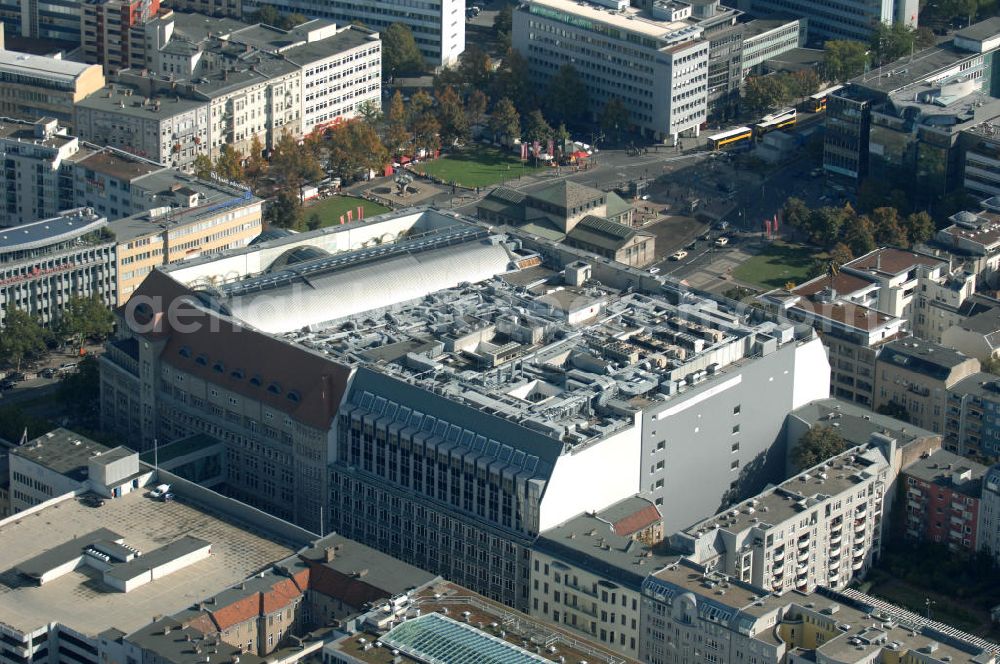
[[732, 241, 821, 290], [414, 145, 548, 188], [305, 196, 390, 227]]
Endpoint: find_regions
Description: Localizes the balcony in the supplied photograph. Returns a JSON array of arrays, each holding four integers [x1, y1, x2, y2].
[[773, 549, 785, 562], [797, 538, 810, 551], [829, 533, 842, 546], [852, 558, 865, 571]]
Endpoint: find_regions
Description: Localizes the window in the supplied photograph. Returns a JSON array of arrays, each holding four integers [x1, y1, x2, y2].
[[731, 441, 740, 452], [731, 459, 740, 470], [733, 404, 741, 414], [732, 424, 740, 434]]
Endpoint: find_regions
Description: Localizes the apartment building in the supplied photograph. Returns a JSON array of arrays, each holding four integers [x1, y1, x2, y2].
[[82, 0, 163, 74], [945, 372, 1000, 458], [513, 0, 709, 143], [0, 51, 105, 131], [935, 208, 1000, 285], [529, 496, 670, 659], [76, 21, 381, 168], [673, 441, 894, 596], [824, 20, 1000, 182], [0, 118, 83, 226], [642, 562, 998, 664], [903, 448, 986, 552], [238, 0, 464, 67], [0, 208, 116, 327], [979, 464, 1000, 562], [875, 338, 981, 433]]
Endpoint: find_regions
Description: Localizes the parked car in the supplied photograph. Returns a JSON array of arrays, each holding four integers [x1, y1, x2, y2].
[[81, 494, 105, 508], [648, 266, 661, 275], [715, 237, 729, 247], [0, 379, 15, 391], [40, 368, 55, 379], [6, 372, 25, 382], [149, 483, 171, 500], [670, 250, 688, 261], [58, 362, 77, 372]]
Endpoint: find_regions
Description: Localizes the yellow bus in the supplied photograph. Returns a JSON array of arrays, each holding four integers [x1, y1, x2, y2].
[[707, 126, 753, 150], [754, 108, 796, 137]]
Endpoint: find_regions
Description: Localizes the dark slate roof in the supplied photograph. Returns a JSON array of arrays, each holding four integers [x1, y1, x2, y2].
[[566, 216, 647, 252], [527, 181, 603, 209], [878, 339, 975, 380], [903, 449, 987, 497]]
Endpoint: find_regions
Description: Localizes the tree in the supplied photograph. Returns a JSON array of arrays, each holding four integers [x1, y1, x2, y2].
[[492, 48, 534, 114], [494, 3, 513, 49], [58, 296, 113, 353], [546, 64, 588, 127], [522, 109, 552, 144], [384, 90, 412, 156], [436, 85, 470, 146], [307, 213, 322, 231], [410, 112, 441, 153], [787, 69, 821, 100], [830, 242, 854, 267], [457, 45, 492, 91], [266, 190, 303, 229], [871, 23, 918, 65], [249, 4, 307, 29], [844, 213, 877, 256], [324, 119, 390, 181], [915, 26, 937, 48], [824, 40, 869, 82], [743, 75, 788, 114], [782, 197, 811, 231], [792, 425, 847, 471], [489, 97, 520, 146], [408, 90, 435, 124], [809, 206, 849, 248], [465, 89, 489, 130], [382, 23, 425, 79], [600, 98, 629, 141], [193, 154, 213, 180], [245, 135, 268, 189], [0, 309, 47, 371], [872, 206, 909, 246], [905, 211, 935, 245], [215, 144, 244, 182], [271, 131, 322, 190]]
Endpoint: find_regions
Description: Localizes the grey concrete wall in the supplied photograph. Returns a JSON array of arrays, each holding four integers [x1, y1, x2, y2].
[[645, 342, 799, 533]]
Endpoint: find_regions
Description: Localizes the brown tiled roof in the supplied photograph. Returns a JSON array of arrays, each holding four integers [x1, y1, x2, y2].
[[846, 247, 945, 276], [183, 612, 218, 635], [611, 504, 661, 537], [304, 560, 390, 609], [790, 298, 895, 331], [123, 270, 353, 430], [261, 577, 302, 615], [793, 271, 876, 297], [210, 593, 260, 631]]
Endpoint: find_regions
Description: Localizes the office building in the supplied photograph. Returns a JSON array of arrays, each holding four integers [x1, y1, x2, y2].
[[641, 561, 998, 664], [875, 338, 981, 433], [740, 17, 804, 76], [0, 50, 105, 130], [0, 207, 116, 327], [7, 428, 138, 511], [238, 0, 464, 67], [82, 0, 163, 74], [733, 0, 914, 44], [902, 448, 987, 552], [513, 0, 710, 143], [824, 21, 1000, 181], [529, 496, 673, 658], [101, 206, 830, 608], [962, 119, 1000, 200]]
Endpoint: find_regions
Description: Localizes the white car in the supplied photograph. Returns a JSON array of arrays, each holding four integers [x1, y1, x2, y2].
[[715, 237, 729, 247], [648, 266, 661, 274], [670, 251, 688, 261]]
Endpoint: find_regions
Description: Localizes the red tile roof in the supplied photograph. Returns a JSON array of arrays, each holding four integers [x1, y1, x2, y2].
[[183, 612, 218, 635], [210, 593, 260, 631], [304, 560, 389, 609], [793, 271, 877, 297], [261, 577, 302, 615], [611, 504, 661, 537]]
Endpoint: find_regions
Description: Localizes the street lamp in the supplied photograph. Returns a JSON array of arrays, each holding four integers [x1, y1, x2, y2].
[[925, 599, 935, 620]]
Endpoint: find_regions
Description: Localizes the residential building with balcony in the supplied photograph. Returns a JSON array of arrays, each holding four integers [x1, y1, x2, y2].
[[82, 0, 163, 74], [903, 448, 986, 552], [0, 50, 105, 131], [944, 372, 1000, 458], [671, 440, 895, 596], [512, 0, 710, 143], [874, 338, 981, 433], [528, 496, 672, 659], [978, 464, 1000, 563]]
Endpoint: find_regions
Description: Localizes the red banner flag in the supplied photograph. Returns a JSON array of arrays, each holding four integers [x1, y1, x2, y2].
[[357, 206, 364, 220], [339, 215, 345, 225], [520, 143, 528, 160]]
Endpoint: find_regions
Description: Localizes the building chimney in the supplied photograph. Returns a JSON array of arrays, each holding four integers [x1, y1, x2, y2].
[[324, 546, 336, 563]]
